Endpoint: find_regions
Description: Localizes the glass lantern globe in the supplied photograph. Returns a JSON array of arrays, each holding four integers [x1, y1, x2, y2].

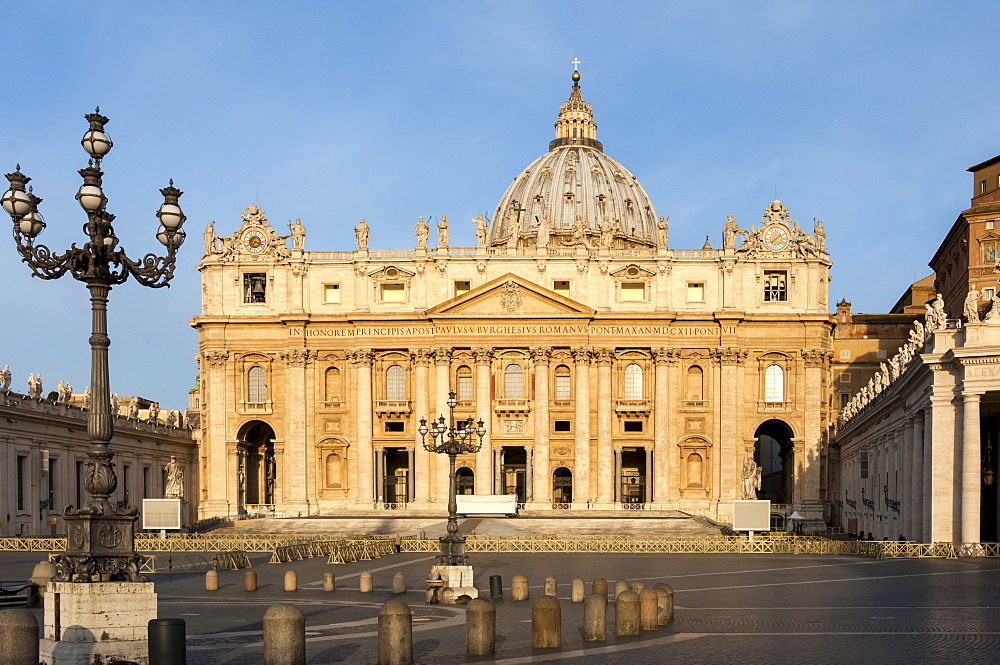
[[17, 210, 45, 238], [76, 183, 105, 212], [156, 224, 185, 249], [156, 202, 185, 230], [2, 187, 33, 217], [81, 129, 113, 160]]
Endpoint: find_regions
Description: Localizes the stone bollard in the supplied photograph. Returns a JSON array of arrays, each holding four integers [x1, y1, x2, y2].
[[592, 577, 608, 603], [245, 570, 257, 592], [511, 575, 529, 601], [205, 569, 219, 591], [393, 572, 407, 594], [614, 579, 629, 597], [263, 605, 305, 665], [531, 596, 562, 648], [489, 574, 503, 599], [544, 575, 557, 597], [571, 577, 585, 603], [377, 600, 413, 665], [654, 586, 669, 625], [465, 598, 496, 656], [148, 618, 186, 665], [630, 581, 646, 594], [360, 572, 374, 593], [582, 593, 606, 641], [639, 589, 659, 631], [28, 560, 55, 608], [615, 590, 640, 637], [420, 530, 426, 539], [323, 572, 336, 592], [654, 583, 674, 623], [284, 570, 297, 592], [0, 609, 39, 665]]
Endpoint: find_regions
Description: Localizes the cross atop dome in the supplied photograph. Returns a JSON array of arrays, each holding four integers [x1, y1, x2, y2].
[[550, 63, 601, 152]]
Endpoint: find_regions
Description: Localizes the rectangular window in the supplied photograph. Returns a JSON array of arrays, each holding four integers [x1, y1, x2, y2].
[[686, 282, 705, 302], [985, 287, 995, 300], [243, 273, 267, 303], [623, 421, 643, 432], [839, 392, 850, 409], [981, 180, 987, 195], [555, 374, 571, 401], [988, 221, 996, 230], [876, 349, 887, 359], [840, 372, 852, 383], [385, 421, 405, 433], [553, 280, 571, 297], [840, 350, 851, 359], [454, 280, 471, 297], [16, 455, 25, 511], [621, 282, 646, 301], [323, 284, 341, 303], [457, 375, 473, 402], [860, 451, 869, 479], [380, 283, 405, 303], [763, 271, 787, 302], [554, 420, 571, 432]]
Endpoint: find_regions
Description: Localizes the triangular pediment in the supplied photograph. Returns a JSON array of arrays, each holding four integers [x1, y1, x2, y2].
[[425, 273, 595, 318]]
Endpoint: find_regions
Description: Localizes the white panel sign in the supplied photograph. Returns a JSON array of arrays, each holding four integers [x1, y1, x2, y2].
[[732, 500, 771, 532], [142, 498, 183, 530]]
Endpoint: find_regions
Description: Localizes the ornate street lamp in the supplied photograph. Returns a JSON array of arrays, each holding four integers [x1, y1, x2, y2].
[[418, 391, 486, 565], [3, 108, 185, 582]]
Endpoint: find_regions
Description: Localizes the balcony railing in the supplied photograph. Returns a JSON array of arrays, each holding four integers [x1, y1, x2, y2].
[[375, 400, 411, 415], [494, 399, 531, 413], [614, 399, 650, 414]]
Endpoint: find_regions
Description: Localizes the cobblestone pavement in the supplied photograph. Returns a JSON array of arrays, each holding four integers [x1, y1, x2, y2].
[[6, 551, 1000, 663]]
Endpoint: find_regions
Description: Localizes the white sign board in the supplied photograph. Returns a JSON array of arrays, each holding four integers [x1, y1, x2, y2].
[[732, 500, 771, 532], [456, 495, 518, 516], [142, 499, 183, 530]]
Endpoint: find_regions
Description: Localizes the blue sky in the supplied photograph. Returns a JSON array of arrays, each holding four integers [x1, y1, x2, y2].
[[1, 1, 995, 408]]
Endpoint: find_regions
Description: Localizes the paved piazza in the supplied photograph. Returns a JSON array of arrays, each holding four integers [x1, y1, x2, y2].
[[5, 544, 1000, 664]]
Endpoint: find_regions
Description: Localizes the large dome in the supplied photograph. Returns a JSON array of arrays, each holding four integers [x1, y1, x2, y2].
[[490, 70, 661, 250]]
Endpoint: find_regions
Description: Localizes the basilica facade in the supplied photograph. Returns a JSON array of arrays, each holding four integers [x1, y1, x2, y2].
[[192, 71, 834, 524]]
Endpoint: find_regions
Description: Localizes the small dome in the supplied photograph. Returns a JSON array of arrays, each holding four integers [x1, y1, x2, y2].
[[490, 70, 660, 249]]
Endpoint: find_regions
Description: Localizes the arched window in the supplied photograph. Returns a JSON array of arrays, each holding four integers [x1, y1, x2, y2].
[[686, 366, 704, 401], [324, 367, 342, 404], [624, 363, 643, 399], [554, 365, 572, 401], [248, 366, 266, 403], [764, 364, 784, 403], [456, 365, 473, 402], [386, 365, 405, 401], [504, 363, 524, 399]]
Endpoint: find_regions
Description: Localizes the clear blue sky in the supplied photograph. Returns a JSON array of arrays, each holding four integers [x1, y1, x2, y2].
[[1, 1, 995, 409]]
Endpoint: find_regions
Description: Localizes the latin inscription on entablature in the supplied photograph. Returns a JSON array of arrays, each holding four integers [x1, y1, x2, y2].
[[290, 324, 737, 337], [965, 364, 1000, 378]]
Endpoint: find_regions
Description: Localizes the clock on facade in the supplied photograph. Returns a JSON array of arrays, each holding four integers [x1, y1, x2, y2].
[[762, 224, 789, 251], [243, 229, 267, 253]]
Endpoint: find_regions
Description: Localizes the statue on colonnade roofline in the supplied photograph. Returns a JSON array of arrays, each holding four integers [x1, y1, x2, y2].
[[656, 217, 668, 249], [148, 401, 160, 423], [0, 364, 10, 392], [355, 218, 369, 250], [437, 215, 449, 247], [964, 289, 982, 322], [932, 293, 947, 329], [722, 214, 738, 250], [27, 373, 42, 398], [472, 215, 487, 248], [415, 216, 429, 249], [288, 218, 306, 251]]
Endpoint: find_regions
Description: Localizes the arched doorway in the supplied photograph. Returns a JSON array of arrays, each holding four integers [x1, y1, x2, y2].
[[456, 467, 475, 495], [238, 420, 276, 511], [754, 420, 794, 505], [553, 467, 572, 506]]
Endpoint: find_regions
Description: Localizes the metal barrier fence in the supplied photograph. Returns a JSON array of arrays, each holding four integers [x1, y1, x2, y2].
[[46, 550, 251, 574], [272, 538, 397, 564]]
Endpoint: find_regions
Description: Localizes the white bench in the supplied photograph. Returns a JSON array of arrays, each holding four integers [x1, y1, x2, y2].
[[456, 495, 518, 517]]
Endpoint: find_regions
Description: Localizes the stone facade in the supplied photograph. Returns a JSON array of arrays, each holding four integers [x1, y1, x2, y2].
[[192, 72, 834, 524]]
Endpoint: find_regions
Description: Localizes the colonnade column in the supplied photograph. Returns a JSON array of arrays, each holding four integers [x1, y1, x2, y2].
[[962, 392, 982, 543], [572, 347, 592, 507], [613, 449, 622, 503], [902, 417, 915, 540], [411, 349, 432, 506], [531, 346, 551, 505], [652, 349, 673, 504], [374, 447, 384, 503], [281, 348, 315, 513], [928, 393, 955, 542], [716, 348, 745, 504], [474, 348, 494, 496], [595, 348, 615, 506], [201, 350, 230, 518], [493, 448, 502, 495], [352, 349, 374, 507], [434, 348, 452, 505], [911, 413, 925, 542]]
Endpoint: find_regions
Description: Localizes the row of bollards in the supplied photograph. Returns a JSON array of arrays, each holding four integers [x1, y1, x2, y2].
[[205, 569, 409, 594]]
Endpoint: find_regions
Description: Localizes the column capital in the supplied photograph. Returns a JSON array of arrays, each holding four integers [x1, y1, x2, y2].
[[202, 350, 229, 367], [713, 346, 747, 366], [280, 348, 318, 367], [433, 347, 453, 364], [529, 346, 551, 363], [571, 346, 593, 364], [411, 348, 434, 366], [593, 348, 615, 366], [652, 347, 680, 365], [472, 347, 494, 364], [963, 391, 984, 402], [349, 349, 374, 366], [800, 349, 831, 367]]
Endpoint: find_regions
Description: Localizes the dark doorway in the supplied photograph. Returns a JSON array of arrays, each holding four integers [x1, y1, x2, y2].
[[240, 421, 276, 508], [553, 467, 573, 505], [456, 467, 475, 495], [619, 448, 647, 504], [754, 420, 794, 504], [501, 447, 527, 503], [382, 448, 410, 505]]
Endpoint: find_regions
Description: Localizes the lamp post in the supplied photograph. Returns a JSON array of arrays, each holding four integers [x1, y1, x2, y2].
[[3, 108, 186, 582], [418, 391, 486, 565]]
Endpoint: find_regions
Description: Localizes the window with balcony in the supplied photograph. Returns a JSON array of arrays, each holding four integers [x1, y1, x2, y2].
[[764, 364, 784, 403], [386, 365, 405, 401], [457, 366, 473, 402], [248, 366, 267, 403], [624, 363, 643, 399], [554, 365, 571, 401]]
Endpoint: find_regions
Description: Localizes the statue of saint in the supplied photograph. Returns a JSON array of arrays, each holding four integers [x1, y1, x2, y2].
[[27, 373, 42, 398], [83, 386, 91, 408], [534, 213, 549, 249], [288, 218, 306, 251], [164, 456, 184, 499], [932, 293, 947, 328], [127, 397, 140, 420], [148, 402, 160, 423], [165, 409, 178, 427], [355, 218, 369, 250], [599, 219, 614, 249], [722, 214, 738, 250], [437, 215, 449, 247], [813, 219, 826, 251], [0, 364, 10, 391], [964, 289, 981, 322], [472, 215, 487, 248], [740, 456, 762, 500], [415, 217, 429, 249], [203, 222, 216, 255], [655, 217, 669, 249]]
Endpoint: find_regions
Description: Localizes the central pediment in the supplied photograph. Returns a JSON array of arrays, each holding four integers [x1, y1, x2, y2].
[[425, 273, 595, 318]]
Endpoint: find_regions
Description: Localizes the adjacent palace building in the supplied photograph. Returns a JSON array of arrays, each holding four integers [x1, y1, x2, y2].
[[192, 70, 834, 525]]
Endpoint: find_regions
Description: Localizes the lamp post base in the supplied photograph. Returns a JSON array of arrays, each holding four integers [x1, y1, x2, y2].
[[428, 564, 478, 604]]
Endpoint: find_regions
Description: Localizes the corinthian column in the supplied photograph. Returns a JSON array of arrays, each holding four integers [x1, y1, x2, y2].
[[595, 348, 615, 506], [201, 350, 229, 518], [473, 347, 494, 495], [572, 347, 592, 507], [961, 392, 982, 543], [411, 349, 432, 505], [352, 349, 374, 507], [530, 346, 551, 505], [434, 348, 452, 505], [652, 348, 674, 503], [281, 348, 317, 514]]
